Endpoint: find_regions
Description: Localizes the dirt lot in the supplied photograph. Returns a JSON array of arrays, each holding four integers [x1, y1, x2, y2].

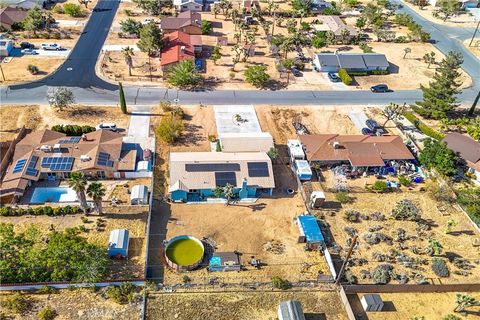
[[351, 292, 480, 320], [0, 288, 141, 320], [401, 1, 479, 28], [320, 189, 480, 284], [147, 290, 349, 320], [0, 105, 130, 141]]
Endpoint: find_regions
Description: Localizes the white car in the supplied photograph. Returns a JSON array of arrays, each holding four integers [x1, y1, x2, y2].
[[142, 18, 155, 24], [96, 123, 118, 132], [21, 48, 38, 55], [41, 43, 62, 51]]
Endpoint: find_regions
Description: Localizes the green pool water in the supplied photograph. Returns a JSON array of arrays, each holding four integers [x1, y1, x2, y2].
[[165, 238, 204, 266]]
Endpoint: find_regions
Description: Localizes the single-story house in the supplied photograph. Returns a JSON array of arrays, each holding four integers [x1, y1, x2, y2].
[[208, 252, 241, 272], [298, 134, 414, 168], [317, 15, 358, 40], [130, 184, 149, 205], [160, 10, 202, 35], [313, 53, 390, 73], [443, 132, 480, 184], [2, 0, 50, 10], [173, 0, 203, 12], [161, 31, 202, 71], [311, 0, 333, 13], [296, 215, 324, 249], [0, 129, 138, 204], [169, 152, 275, 202], [108, 229, 129, 258], [219, 132, 274, 153], [0, 6, 28, 30], [278, 300, 306, 320], [0, 39, 14, 57]]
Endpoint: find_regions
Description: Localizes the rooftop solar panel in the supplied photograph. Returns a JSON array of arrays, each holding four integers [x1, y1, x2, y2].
[[40, 157, 74, 171], [12, 159, 27, 173], [185, 163, 241, 172], [215, 172, 237, 187], [247, 162, 269, 177], [58, 137, 81, 144], [97, 152, 114, 167]]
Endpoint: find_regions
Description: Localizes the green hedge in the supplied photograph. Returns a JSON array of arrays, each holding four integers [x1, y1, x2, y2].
[[0, 205, 82, 217], [348, 72, 368, 76], [402, 111, 445, 140], [370, 70, 390, 75], [51, 124, 96, 136], [338, 68, 352, 85]]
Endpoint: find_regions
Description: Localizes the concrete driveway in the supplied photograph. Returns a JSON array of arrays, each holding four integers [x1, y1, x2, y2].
[[124, 105, 154, 150], [102, 44, 140, 52]]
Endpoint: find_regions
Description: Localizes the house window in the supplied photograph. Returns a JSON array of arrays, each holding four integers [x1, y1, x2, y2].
[[182, 5, 187, 8], [97, 171, 106, 179], [62, 172, 71, 179], [188, 189, 199, 193]]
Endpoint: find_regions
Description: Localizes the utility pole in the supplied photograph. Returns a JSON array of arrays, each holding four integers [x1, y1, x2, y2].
[[335, 235, 357, 285], [469, 20, 480, 47], [0, 63, 5, 82]]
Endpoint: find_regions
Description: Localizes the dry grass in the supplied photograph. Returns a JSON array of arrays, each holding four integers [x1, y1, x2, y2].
[[0, 57, 65, 85], [321, 190, 480, 284], [0, 106, 42, 141], [0, 288, 141, 320], [147, 290, 349, 320]]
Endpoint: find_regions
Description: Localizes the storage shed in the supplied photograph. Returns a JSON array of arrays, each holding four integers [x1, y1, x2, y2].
[[130, 184, 148, 205], [309, 190, 325, 209], [287, 140, 305, 160], [297, 215, 324, 249], [361, 294, 384, 312], [137, 160, 150, 172], [295, 160, 312, 181], [108, 229, 129, 258], [0, 39, 13, 57], [208, 252, 241, 272], [278, 300, 306, 320]]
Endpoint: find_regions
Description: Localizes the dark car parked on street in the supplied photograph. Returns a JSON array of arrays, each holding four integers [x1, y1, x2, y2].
[[20, 42, 35, 49], [370, 84, 389, 93], [327, 72, 341, 82]]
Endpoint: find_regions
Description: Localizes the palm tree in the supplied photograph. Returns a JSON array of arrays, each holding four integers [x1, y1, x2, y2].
[[122, 46, 134, 76], [454, 294, 480, 313], [87, 182, 106, 215], [68, 172, 88, 214]]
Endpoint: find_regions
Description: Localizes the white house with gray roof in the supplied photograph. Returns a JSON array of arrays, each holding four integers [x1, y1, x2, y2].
[[313, 53, 390, 73], [173, 0, 203, 11]]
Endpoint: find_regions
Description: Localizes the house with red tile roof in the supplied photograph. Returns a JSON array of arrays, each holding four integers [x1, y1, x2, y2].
[[160, 31, 202, 71]]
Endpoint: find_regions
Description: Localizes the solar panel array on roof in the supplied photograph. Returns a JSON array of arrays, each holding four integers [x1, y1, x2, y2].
[[215, 172, 236, 187], [185, 163, 241, 172], [97, 152, 114, 167], [25, 155, 39, 177], [12, 159, 27, 174], [41, 157, 74, 171], [58, 137, 81, 144], [247, 162, 269, 177]]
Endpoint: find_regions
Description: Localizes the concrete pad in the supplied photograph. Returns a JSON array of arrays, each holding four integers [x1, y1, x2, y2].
[[214, 105, 262, 136], [55, 19, 86, 27], [102, 44, 140, 52], [348, 111, 369, 132]]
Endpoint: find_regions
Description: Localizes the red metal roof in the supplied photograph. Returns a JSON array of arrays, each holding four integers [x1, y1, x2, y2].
[[161, 31, 195, 66]]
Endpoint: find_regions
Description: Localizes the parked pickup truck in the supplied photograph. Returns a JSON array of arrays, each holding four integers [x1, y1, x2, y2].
[[40, 43, 62, 51]]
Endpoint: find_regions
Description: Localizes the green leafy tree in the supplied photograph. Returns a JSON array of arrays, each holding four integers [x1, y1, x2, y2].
[[362, 3, 384, 27], [122, 46, 135, 76], [156, 114, 184, 143], [267, 147, 279, 160], [63, 3, 84, 17], [166, 59, 201, 88], [201, 20, 213, 34], [23, 7, 43, 35], [454, 293, 480, 313], [67, 172, 88, 214], [120, 19, 142, 37], [212, 46, 221, 65], [137, 22, 164, 56], [281, 58, 295, 85], [47, 87, 75, 111], [291, 0, 312, 12], [87, 182, 106, 216], [423, 51, 436, 68], [312, 32, 327, 48], [244, 65, 270, 88], [213, 186, 223, 198], [419, 139, 458, 176], [415, 51, 463, 119], [434, 0, 460, 21], [356, 17, 366, 30], [119, 82, 127, 114], [133, 0, 161, 15]]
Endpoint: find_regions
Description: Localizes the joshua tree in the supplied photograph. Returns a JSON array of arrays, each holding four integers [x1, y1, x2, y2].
[[223, 183, 234, 205], [403, 47, 411, 59], [122, 46, 135, 76], [454, 293, 480, 313], [427, 238, 443, 256], [68, 172, 88, 214], [381, 102, 405, 127], [87, 182, 106, 215]]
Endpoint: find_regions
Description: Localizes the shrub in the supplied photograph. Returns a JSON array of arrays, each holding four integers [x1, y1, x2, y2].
[[394, 36, 409, 43], [27, 64, 39, 74], [124, 9, 132, 16], [348, 72, 368, 76], [371, 180, 389, 192], [106, 282, 135, 304], [63, 3, 84, 17], [51, 124, 95, 136], [43, 206, 53, 216], [271, 276, 291, 290], [402, 112, 445, 140], [244, 65, 270, 88], [343, 209, 360, 222], [201, 20, 212, 35], [338, 68, 352, 85], [156, 114, 184, 143], [359, 42, 373, 53], [1, 293, 29, 314], [38, 307, 57, 320], [398, 176, 411, 187], [335, 191, 351, 204], [372, 264, 393, 284], [182, 275, 191, 284], [53, 4, 64, 14], [370, 70, 390, 75], [38, 285, 58, 295], [344, 270, 358, 284], [443, 314, 461, 320], [0, 206, 81, 217], [391, 199, 421, 221], [431, 258, 449, 277]]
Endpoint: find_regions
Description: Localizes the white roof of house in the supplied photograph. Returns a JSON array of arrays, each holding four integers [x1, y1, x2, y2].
[[169, 152, 275, 191], [130, 184, 148, 201], [220, 132, 274, 153]]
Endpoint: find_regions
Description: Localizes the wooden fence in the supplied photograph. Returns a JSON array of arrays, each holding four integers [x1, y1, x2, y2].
[[343, 283, 480, 294]]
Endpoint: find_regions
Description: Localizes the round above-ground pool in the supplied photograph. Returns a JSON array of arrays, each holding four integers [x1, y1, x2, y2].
[[164, 235, 204, 271]]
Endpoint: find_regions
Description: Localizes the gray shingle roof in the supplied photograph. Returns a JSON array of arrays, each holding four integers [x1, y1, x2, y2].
[[362, 54, 390, 68], [337, 54, 366, 69]]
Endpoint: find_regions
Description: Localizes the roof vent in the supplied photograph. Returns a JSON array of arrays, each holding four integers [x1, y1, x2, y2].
[[333, 141, 341, 149], [180, 45, 186, 52], [40, 145, 52, 152]]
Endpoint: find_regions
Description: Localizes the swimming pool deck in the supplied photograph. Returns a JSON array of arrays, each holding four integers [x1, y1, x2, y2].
[[19, 180, 61, 205]]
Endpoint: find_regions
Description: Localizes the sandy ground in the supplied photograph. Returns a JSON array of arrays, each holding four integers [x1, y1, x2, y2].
[[401, 1, 479, 28], [0, 204, 148, 279], [0, 105, 130, 141], [464, 39, 480, 59], [353, 292, 480, 320], [147, 290, 349, 320], [320, 190, 480, 284], [0, 288, 141, 320]]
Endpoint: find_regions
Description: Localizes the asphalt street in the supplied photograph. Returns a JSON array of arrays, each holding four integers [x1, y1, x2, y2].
[[0, 0, 478, 106]]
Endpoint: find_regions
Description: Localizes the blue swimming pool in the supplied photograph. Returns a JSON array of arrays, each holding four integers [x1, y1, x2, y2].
[[30, 187, 77, 204]]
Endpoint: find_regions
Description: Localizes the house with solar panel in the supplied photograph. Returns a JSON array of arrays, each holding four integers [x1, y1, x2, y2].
[[0, 129, 139, 204], [168, 152, 275, 202]]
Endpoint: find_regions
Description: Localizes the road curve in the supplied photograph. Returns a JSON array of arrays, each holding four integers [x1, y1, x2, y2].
[[1, 0, 479, 106]]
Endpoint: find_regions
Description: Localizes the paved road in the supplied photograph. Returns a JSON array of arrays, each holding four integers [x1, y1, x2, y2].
[[1, 0, 478, 106]]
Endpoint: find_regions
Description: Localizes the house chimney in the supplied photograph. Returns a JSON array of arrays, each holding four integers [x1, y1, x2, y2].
[[180, 46, 186, 52]]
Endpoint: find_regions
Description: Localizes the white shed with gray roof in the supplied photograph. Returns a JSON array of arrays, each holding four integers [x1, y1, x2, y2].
[[313, 53, 389, 73]]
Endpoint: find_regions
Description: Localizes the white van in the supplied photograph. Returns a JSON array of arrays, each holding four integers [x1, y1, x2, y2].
[[96, 123, 118, 132]]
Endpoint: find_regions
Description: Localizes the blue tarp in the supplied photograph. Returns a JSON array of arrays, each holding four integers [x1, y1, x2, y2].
[[195, 59, 202, 71], [298, 216, 324, 243]]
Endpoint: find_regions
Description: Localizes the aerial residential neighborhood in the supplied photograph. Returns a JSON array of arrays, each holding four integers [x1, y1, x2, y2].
[[0, 0, 479, 319]]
